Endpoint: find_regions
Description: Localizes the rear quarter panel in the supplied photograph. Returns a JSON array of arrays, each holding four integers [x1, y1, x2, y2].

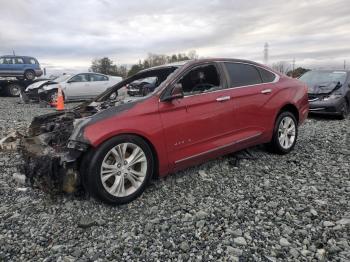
[[264, 76, 308, 139]]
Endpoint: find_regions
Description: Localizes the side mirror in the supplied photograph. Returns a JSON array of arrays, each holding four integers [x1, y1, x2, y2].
[[162, 83, 184, 102]]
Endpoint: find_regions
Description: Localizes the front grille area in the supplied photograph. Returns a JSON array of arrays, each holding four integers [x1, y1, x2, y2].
[[308, 94, 320, 102]]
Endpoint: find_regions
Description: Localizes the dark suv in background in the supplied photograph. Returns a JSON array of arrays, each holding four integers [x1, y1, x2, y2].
[[0, 55, 43, 80]]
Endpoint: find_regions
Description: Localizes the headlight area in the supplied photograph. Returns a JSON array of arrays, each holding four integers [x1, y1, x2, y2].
[[67, 140, 90, 152], [37, 88, 45, 93], [19, 113, 90, 194], [20, 137, 86, 194], [321, 94, 343, 101]]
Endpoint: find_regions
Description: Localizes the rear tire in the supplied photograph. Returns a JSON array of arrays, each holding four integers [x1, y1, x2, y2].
[[24, 70, 35, 80], [85, 135, 154, 205], [5, 84, 21, 97], [267, 111, 298, 154]]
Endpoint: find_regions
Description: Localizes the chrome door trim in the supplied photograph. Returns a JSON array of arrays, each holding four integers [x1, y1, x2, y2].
[[174, 132, 262, 164]]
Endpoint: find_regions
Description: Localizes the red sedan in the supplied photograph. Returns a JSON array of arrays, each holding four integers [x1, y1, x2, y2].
[[22, 59, 309, 204]]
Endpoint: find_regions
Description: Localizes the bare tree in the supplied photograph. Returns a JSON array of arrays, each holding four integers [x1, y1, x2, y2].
[[272, 61, 291, 74]]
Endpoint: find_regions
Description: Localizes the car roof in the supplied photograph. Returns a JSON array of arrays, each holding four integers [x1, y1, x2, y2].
[[140, 58, 267, 73], [0, 55, 36, 59]]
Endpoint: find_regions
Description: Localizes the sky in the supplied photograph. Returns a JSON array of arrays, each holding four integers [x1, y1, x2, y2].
[[0, 0, 350, 74]]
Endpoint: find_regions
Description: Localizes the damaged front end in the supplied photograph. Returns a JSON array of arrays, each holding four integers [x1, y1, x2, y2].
[[20, 111, 90, 193]]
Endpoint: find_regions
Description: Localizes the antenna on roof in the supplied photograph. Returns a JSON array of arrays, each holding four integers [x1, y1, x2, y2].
[[12, 50, 16, 56], [263, 43, 269, 65]]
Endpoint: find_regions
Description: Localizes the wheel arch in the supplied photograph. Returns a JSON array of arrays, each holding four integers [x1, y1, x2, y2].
[[276, 103, 299, 124], [24, 68, 35, 74]]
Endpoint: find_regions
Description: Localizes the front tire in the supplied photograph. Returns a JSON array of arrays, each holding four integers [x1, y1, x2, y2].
[[5, 84, 21, 97], [85, 135, 154, 205], [267, 111, 298, 154]]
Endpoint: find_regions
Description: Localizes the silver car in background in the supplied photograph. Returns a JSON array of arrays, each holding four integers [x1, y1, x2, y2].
[[25, 72, 122, 102]]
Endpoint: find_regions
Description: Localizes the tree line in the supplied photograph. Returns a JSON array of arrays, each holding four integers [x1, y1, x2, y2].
[[91, 53, 310, 79], [90, 51, 198, 78], [271, 61, 310, 78]]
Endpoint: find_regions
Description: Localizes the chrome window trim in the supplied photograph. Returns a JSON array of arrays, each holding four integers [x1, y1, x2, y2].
[[158, 60, 280, 101], [173, 61, 280, 99], [174, 132, 262, 164]]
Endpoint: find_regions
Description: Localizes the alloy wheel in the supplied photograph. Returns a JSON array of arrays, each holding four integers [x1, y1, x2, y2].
[[100, 143, 147, 197], [278, 116, 296, 150]]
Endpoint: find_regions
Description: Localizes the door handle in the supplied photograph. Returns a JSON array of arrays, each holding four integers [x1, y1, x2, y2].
[[216, 96, 231, 102], [261, 89, 272, 94]]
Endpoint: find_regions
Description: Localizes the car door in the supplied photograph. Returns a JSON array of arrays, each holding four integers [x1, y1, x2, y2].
[[14, 57, 25, 74], [0, 57, 14, 75], [0, 57, 7, 74], [221, 62, 279, 142], [89, 73, 110, 97], [158, 63, 238, 170], [64, 73, 90, 100]]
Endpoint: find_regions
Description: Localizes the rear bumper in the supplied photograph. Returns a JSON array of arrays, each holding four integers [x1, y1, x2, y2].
[[35, 69, 43, 77], [309, 98, 345, 115]]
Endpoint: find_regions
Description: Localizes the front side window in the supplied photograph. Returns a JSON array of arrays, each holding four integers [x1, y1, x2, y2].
[[177, 64, 221, 96], [70, 74, 89, 82], [1, 58, 14, 64], [224, 63, 262, 87]]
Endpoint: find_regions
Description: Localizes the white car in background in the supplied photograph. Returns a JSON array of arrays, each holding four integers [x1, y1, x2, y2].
[[25, 72, 122, 102]]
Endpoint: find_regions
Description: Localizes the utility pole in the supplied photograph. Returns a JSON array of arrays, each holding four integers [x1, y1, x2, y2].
[[12, 50, 16, 56], [263, 43, 269, 65], [344, 60, 346, 70]]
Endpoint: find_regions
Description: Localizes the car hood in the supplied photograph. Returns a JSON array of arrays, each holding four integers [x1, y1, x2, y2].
[[307, 82, 341, 95], [25, 80, 51, 91], [25, 80, 59, 91]]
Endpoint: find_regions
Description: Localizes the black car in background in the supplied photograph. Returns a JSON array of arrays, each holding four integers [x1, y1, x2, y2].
[[127, 77, 157, 96], [299, 70, 350, 119]]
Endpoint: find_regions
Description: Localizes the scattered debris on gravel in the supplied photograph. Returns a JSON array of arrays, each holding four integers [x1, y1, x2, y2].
[[0, 97, 349, 261]]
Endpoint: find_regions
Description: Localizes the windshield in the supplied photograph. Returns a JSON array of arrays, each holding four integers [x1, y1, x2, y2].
[[95, 66, 180, 102], [54, 74, 72, 83], [299, 71, 347, 88]]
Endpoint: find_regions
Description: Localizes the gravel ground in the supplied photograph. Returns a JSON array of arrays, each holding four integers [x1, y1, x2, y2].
[[0, 97, 349, 262]]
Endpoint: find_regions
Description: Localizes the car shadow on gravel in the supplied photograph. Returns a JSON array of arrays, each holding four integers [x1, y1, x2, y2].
[[308, 113, 346, 121]]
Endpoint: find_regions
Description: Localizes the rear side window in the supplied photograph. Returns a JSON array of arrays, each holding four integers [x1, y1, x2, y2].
[[257, 67, 276, 83], [15, 58, 24, 64], [90, 74, 108, 81], [29, 58, 37, 64], [224, 63, 262, 87]]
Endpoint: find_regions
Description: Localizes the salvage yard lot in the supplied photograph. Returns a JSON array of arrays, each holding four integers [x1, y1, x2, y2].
[[0, 97, 349, 261]]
